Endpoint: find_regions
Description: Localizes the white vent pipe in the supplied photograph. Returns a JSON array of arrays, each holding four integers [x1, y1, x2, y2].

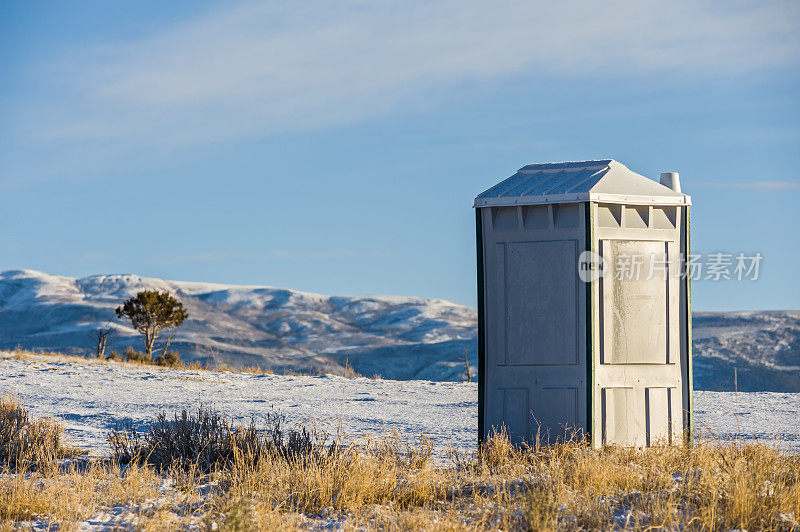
[[660, 172, 681, 193]]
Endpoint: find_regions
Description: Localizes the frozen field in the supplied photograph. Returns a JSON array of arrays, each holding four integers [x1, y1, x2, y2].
[[1, 353, 799, 456], [4, 270, 799, 390]]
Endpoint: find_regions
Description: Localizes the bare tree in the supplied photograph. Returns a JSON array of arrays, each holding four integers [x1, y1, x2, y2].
[[161, 324, 179, 356], [91, 322, 116, 358], [463, 344, 472, 383]]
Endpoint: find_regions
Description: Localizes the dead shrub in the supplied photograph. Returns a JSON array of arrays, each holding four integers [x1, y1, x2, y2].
[[108, 407, 326, 472], [155, 351, 181, 367], [123, 345, 150, 363]]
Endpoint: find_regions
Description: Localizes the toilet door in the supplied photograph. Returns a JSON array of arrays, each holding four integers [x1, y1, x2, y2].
[[595, 237, 683, 447]]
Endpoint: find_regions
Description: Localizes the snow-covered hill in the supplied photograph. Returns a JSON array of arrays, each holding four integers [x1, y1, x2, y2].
[[1, 269, 798, 390], [0, 269, 477, 380], [693, 311, 800, 391]]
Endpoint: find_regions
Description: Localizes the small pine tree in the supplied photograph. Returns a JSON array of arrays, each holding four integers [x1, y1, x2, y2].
[[115, 290, 188, 361]]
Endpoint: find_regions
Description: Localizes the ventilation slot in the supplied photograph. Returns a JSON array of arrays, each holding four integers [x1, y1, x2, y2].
[[624, 206, 649, 228], [553, 204, 579, 228], [491, 207, 519, 231], [522, 205, 549, 230], [652, 207, 677, 229], [597, 204, 622, 228]]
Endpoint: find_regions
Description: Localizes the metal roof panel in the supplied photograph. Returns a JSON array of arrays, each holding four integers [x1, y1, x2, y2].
[[475, 159, 691, 207]]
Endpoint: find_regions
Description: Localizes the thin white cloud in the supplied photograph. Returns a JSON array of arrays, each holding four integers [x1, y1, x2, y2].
[[35, 0, 800, 144]]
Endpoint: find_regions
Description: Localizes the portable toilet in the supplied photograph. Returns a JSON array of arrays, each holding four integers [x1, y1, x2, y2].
[[474, 160, 691, 448]]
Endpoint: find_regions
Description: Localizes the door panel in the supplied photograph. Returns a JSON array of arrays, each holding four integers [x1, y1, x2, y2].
[[645, 387, 676, 445], [492, 388, 528, 444], [602, 387, 639, 446], [600, 240, 669, 365], [504, 241, 578, 365], [533, 387, 579, 442]]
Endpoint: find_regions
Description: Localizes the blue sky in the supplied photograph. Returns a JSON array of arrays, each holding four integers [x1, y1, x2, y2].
[[1, 0, 799, 310]]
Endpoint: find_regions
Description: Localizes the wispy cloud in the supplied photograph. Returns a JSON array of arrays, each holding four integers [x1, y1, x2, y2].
[[700, 181, 800, 191], [32, 0, 800, 144]]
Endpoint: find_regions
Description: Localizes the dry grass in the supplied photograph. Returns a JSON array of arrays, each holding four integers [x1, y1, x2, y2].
[[4, 347, 274, 375], [1, 398, 799, 530], [197, 430, 800, 531], [3, 351, 798, 530], [0, 460, 158, 525], [4, 348, 372, 378], [342, 358, 363, 379], [0, 395, 83, 471]]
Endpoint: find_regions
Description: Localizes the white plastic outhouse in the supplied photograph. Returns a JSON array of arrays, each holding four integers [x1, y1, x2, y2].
[[474, 160, 692, 448]]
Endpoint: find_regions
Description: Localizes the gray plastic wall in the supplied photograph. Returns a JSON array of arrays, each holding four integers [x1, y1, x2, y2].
[[477, 202, 690, 448]]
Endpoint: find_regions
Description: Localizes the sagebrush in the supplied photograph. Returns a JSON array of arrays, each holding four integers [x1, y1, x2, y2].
[[1, 400, 799, 530], [108, 406, 327, 472]]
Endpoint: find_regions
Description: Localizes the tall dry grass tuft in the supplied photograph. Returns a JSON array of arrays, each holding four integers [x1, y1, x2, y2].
[[0, 399, 159, 527], [0, 395, 81, 471], [215, 430, 446, 518], [0, 459, 159, 524], [503, 434, 800, 530]]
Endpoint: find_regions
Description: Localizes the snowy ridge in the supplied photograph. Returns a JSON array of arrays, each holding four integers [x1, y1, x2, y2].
[[0, 269, 477, 380], [692, 311, 800, 391], [0, 269, 798, 389]]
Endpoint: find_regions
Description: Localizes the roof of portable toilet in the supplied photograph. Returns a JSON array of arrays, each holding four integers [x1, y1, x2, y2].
[[474, 159, 691, 207]]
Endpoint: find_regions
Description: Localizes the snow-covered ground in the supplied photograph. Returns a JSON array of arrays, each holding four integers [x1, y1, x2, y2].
[[2, 353, 799, 456], [3, 269, 799, 390]]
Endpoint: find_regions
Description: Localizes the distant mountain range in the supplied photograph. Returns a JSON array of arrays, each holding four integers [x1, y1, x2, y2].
[[0, 270, 477, 380], [692, 311, 800, 391], [1, 270, 797, 391]]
